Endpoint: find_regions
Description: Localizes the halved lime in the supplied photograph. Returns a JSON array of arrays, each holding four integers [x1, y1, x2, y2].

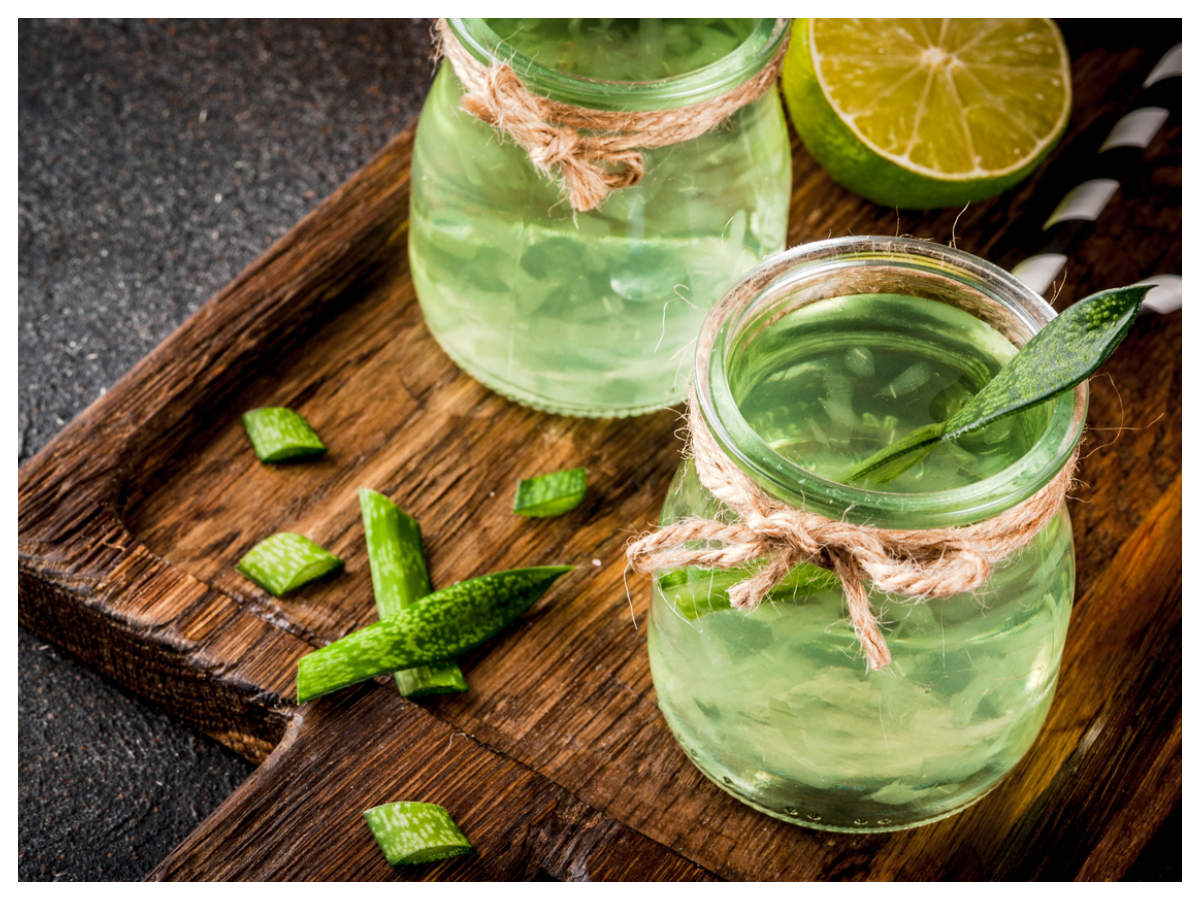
[[782, 19, 1072, 208]]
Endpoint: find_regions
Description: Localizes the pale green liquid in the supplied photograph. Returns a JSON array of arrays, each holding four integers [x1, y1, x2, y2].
[[410, 20, 790, 416], [485, 18, 758, 80], [648, 293, 1074, 831]]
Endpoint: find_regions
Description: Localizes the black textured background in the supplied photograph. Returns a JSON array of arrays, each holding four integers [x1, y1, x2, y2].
[[18, 19, 435, 881]]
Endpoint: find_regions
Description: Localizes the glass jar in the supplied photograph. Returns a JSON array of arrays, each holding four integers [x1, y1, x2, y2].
[[647, 237, 1085, 832], [410, 18, 792, 417]]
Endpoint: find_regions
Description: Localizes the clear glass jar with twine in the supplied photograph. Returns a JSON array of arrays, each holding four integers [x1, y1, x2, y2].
[[629, 237, 1086, 832], [409, 19, 791, 416]]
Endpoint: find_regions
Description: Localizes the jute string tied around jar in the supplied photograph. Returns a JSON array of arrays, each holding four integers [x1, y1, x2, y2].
[[626, 264, 1078, 670], [434, 18, 790, 212]]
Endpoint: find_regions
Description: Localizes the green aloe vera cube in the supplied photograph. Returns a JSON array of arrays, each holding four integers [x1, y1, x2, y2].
[[241, 407, 326, 463], [364, 802, 473, 866], [236, 532, 343, 596], [513, 467, 587, 518]]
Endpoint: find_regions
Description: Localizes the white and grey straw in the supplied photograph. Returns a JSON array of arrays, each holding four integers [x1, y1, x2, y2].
[[1010, 43, 1181, 314]]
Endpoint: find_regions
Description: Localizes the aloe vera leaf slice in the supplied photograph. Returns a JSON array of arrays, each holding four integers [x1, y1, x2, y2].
[[358, 488, 467, 697], [659, 561, 842, 620], [840, 284, 1149, 485], [837, 420, 946, 484], [943, 284, 1147, 439], [363, 802, 473, 866], [241, 407, 326, 463], [296, 565, 572, 702], [512, 467, 587, 517], [236, 532, 344, 596]]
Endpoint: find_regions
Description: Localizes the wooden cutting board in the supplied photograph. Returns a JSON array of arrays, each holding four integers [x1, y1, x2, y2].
[[18, 31, 1180, 881]]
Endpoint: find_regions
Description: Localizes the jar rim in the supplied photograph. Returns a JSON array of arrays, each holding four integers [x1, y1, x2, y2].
[[696, 237, 1088, 529], [448, 18, 788, 111]]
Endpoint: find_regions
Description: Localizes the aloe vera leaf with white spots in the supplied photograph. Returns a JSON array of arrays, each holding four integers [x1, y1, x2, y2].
[[296, 565, 572, 702], [837, 421, 945, 485], [359, 488, 466, 697], [942, 285, 1147, 438], [841, 284, 1149, 484]]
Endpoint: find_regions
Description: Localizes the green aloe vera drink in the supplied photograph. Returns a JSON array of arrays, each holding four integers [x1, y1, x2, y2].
[[648, 243, 1083, 833], [410, 19, 790, 416]]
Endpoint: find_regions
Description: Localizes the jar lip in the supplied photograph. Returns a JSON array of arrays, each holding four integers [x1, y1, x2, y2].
[[448, 18, 788, 111], [696, 236, 1089, 530]]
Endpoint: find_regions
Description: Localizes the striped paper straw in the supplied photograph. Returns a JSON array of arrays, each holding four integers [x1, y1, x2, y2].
[[1011, 43, 1181, 313], [1131, 273, 1182, 315]]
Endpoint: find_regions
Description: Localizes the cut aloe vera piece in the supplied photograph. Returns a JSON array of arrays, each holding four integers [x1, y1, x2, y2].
[[658, 562, 841, 620], [236, 532, 344, 596], [512, 467, 587, 517], [241, 407, 326, 463], [364, 802, 473, 866], [359, 488, 467, 697], [841, 284, 1149, 484], [296, 565, 572, 702]]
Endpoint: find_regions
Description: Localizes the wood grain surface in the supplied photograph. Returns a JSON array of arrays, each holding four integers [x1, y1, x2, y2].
[[19, 23, 1180, 881]]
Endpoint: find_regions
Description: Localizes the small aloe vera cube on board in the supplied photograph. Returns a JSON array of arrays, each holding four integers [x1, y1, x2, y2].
[[241, 407, 326, 463], [358, 488, 467, 697], [364, 802, 473, 866], [512, 467, 587, 517], [236, 532, 343, 596]]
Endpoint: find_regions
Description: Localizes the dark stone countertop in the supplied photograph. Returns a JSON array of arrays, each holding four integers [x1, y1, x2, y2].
[[18, 19, 435, 881]]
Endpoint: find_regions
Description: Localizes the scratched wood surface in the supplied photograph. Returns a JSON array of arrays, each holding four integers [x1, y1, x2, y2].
[[18, 23, 1180, 881]]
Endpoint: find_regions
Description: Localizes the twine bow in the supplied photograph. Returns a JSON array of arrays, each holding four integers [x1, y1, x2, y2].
[[435, 18, 789, 212]]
